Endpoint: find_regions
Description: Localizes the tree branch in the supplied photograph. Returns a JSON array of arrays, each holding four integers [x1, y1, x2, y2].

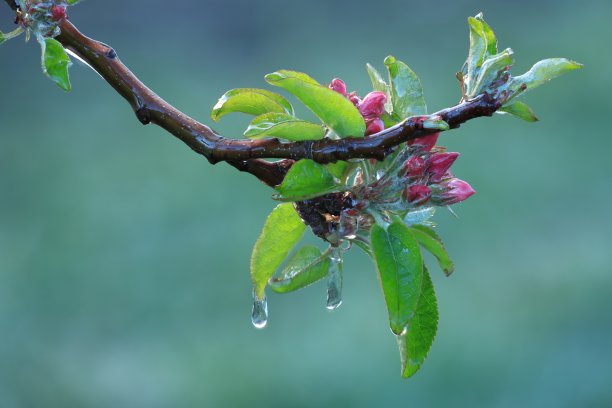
[[3, 2, 502, 187]]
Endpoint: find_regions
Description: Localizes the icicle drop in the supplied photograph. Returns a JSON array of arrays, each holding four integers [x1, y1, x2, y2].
[[326, 247, 343, 310], [251, 292, 268, 329]]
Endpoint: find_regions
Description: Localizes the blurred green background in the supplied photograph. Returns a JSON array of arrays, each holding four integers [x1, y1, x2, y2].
[[1, 0, 610, 407]]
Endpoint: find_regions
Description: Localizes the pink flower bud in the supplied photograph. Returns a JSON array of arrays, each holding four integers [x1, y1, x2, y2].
[[347, 92, 361, 106], [426, 152, 459, 182], [329, 78, 347, 96], [408, 132, 439, 152], [358, 91, 387, 118], [404, 184, 431, 205], [365, 118, 384, 136], [436, 178, 475, 205], [400, 156, 425, 178], [50, 6, 66, 21]]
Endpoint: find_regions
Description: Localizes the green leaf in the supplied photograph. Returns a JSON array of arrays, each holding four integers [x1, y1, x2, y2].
[[371, 221, 424, 335], [325, 161, 354, 183], [244, 112, 325, 141], [383, 56, 427, 119], [211, 88, 294, 122], [0, 32, 5, 45], [41, 38, 72, 92], [397, 265, 438, 378], [422, 117, 449, 131], [509, 58, 583, 96], [366, 63, 393, 112], [269, 245, 330, 293], [275, 159, 338, 201], [353, 239, 374, 258], [250, 203, 306, 299], [265, 70, 366, 138], [474, 13, 498, 57], [498, 101, 539, 122], [470, 48, 514, 96], [67, 0, 82, 4], [466, 16, 487, 83], [410, 225, 454, 276]]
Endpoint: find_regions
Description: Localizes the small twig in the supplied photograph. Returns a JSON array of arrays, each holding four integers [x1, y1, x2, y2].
[[2, 1, 502, 187]]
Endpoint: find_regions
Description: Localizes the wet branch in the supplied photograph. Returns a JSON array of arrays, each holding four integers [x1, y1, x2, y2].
[[3, 1, 502, 187]]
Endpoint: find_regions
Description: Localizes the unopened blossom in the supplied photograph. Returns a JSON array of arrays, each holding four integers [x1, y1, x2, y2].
[[434, 178, 475, 205], [400, 156, 426, 178], [358, 91, 387, 118], [365, 118, 384, 136], [408, 132, 439, 152], [404, 184, 431, 205], [50, 6, 66, 21], [426, 152, 459, 182], [329, 78, 347, 96]]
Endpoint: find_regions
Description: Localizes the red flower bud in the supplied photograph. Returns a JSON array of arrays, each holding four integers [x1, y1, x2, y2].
[[329, 78, 347, 96], [436, 178, 475, 205], [404, 184, 431, 205], [358, 91, 387, 118], [408, 132, 439, 152], [399, 156, 425, 179], [426, 152, 459, 182], [50, 6, 66, 21], [365, 118, 384, 136], [347, 92, 361, 106]]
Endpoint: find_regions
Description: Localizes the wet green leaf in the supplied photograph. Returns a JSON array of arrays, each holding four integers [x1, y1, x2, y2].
[[366, 63, 393, 112], [0, 32, 5, 45], [384, 56, 427, 119], [265, 70, 365, 138], [410, 225, 454, 276], [371, 220, 424, 335], [41, 38, 72, 92], [422, 117, 449, 131], [250, 203, 305, 299], [509, 58, 583, 97], [475, 13, 498, 58], [244, 112, 325, 141], [466, 16, 487, 83], [397, 265, 438, 378], [499, 100, 539, 122], [325, 161, 354, 183], [470, 48, 514, 96], [275, 159, 338, 201], [211, 88, 294, 122], [269, 245, 330, 293]]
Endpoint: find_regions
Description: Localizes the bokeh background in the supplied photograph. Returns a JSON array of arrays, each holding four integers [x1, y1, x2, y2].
[[1, 0, 611, 407]]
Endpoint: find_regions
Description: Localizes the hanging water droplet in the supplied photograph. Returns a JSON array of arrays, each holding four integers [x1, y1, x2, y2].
[[326, 247, 343, 310], [251, 292, 268, 329]]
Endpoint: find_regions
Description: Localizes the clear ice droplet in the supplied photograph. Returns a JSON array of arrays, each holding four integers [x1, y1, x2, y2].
[[251, 293, 268, 329], [326, 247, 343, 310]]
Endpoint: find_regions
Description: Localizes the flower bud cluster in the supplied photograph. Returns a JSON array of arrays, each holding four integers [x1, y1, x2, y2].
[[399, 134, 475, 207], [329, 78, 387, 136], [15, 1, 67, 39]]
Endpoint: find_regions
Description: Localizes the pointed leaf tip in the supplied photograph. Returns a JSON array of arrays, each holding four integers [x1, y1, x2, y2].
[[371, 221, 424, 335], [250, 203, 306, 299], [397, 266, 438, 378], [210, 88, 294, 122], [41, 38, 72, 92], [499, 100, 539, 122]]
